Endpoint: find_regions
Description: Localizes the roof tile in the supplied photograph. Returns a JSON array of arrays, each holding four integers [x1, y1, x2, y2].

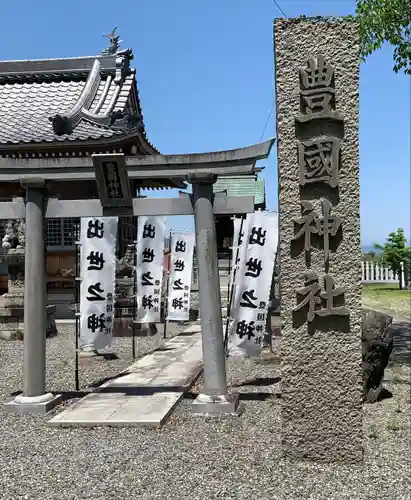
[[213, 176, 266, 205], [0, 60, 139, 146]]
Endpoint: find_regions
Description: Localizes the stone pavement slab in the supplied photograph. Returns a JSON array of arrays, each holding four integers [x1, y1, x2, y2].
[[48, 330, 203, 428], [184, 324, 202, 333]]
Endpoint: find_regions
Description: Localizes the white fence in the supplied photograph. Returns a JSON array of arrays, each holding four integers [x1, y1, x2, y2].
[[362, 261, 404, 284]]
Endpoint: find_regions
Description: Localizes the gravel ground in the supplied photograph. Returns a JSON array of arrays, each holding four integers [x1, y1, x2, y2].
[[1, 324, 410, 500]]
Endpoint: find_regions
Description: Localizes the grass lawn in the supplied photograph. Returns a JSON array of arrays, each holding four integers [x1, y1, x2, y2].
[[363, 283, 411, 318]]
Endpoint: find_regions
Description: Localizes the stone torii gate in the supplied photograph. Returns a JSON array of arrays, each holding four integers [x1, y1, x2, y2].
[[1, 138, 274, 415]]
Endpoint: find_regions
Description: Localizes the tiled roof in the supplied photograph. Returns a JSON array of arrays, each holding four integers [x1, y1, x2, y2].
[[213, 175, 265, 206], [0, 51, 158, 152]]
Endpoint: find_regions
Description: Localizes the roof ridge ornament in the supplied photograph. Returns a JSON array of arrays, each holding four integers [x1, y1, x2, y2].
[[49, 31, 136, 136], [102, 26, 122, 56], [49, 59, 101, 136]]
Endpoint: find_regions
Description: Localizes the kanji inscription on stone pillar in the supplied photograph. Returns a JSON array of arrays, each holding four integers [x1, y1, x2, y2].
[[274, 17, 363, 463]]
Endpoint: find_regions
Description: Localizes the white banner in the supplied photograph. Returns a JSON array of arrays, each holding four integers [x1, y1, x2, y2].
[[79, 217, 118, 351], [167, 231, 195, 321], [228, 211, 278, 357], [135, 216, 166, 323]]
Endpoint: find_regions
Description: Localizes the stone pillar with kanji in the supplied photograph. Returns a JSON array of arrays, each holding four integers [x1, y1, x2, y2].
[[274, 17, 363, 462]]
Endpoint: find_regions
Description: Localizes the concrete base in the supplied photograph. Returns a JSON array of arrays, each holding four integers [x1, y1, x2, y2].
[[5, 392, 62, 414], [191, 393, 244, 416]]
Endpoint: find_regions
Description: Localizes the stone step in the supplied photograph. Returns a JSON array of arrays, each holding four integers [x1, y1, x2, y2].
[[48, 330, 203, 428]]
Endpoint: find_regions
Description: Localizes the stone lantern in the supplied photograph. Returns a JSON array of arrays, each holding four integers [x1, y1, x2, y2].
[[0, 219, 56, 339]]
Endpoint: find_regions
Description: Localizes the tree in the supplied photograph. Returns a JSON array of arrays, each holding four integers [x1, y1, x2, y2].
[[362, 249, 381, 263], [356, 0, 411, 74], [374, 228, 411, 288]]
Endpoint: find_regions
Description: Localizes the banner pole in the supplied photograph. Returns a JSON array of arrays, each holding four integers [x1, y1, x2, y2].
[[223, 214, 245, 355], [163, 230, 172, 339], [227, 217, 236, 317], [226, 230, 232, 315], [74, 240, 80, 391], [132, 239, 137, 359]]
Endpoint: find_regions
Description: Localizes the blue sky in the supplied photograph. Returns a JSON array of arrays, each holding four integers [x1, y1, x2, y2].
[[1, 0, 409, 245]]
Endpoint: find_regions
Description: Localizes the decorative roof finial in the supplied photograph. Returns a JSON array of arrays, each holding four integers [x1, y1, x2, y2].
[[101, 26, 122, 55]]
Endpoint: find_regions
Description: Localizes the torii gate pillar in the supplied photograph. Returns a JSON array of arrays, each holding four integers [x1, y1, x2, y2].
[[6, 181, 62, 412], [189, 174, 241, 415], [1, 138, 274, 415]]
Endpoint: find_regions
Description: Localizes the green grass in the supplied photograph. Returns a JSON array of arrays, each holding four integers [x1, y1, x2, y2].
[[362, 283, 411, 317]]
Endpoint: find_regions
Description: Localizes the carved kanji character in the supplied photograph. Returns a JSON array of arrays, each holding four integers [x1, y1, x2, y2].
[[297, 56, 343, 124], [298, 138, 341, 188], [292, 199, 341, 263], [293, 272, 349, 323]]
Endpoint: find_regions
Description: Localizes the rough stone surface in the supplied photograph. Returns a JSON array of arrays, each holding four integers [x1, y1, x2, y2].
[[275, 18, 363, 462], [362, 308, 394, 403], [267, 307, 395, 404]]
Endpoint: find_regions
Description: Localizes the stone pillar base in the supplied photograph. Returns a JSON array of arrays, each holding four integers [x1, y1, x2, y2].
[[4, 392, 62, 414], [191, 393, 244, 416]]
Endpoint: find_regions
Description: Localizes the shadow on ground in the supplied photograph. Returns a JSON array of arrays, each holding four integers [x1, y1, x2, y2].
[[183, 390, 280, 402], [231, 376, 281, 387]]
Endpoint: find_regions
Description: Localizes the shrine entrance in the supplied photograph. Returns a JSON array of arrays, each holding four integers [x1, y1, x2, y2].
[[1, 140, 274, 416]]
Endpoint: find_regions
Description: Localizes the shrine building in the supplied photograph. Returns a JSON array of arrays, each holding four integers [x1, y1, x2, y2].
[[0, 35, 265, 317], [213, 170, 266, 255], [0, 38, 184, 316]]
